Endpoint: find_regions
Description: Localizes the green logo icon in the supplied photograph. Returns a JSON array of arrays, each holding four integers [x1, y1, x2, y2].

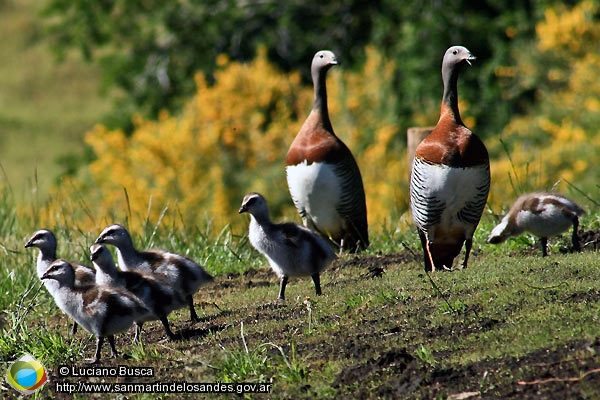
[[6, 354, 48, 395]]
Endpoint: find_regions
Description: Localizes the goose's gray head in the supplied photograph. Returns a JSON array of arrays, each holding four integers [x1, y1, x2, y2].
[[312, 50, 338, 71], [311, 50, 339, 84], [443, 46, 476, 70]]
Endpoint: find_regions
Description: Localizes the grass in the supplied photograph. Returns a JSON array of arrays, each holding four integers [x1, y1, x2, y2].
[[1, 182, 600, 399], [0, 0, 113, 199]]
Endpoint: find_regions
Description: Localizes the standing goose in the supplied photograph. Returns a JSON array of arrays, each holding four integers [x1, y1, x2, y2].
[[90, 243, 187, 340], [239, 192, 336, 301], [410, 46, 490, 271], [25, 229, 95, 334], [94, 224, 213, 322], [286, 50, 369, 253], [487, 192, 585, 256], [41, 259, 152, 363]]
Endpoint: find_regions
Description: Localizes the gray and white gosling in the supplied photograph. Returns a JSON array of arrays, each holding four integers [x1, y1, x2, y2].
[[90, 243, 186, 341], [94, 224, 213, 322], [487, 192, 585, 256], [239, 192, 336, 301], [25, 229, 95, 334], [41, 259, 152, 363]]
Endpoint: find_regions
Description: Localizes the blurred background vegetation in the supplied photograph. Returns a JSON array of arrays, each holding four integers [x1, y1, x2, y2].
[[2, 0, 600, 235]]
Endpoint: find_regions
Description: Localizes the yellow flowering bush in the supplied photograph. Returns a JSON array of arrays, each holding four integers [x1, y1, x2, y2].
[[327, 47, 409, 225], [489, 0, 600, 212], [537, 0, 599, 56]]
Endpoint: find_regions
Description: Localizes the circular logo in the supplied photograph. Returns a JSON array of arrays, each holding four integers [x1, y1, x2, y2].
[[5, 354, 48, 395]]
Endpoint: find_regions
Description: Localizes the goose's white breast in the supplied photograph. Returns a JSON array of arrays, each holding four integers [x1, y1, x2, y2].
[[286, 161, 342, 233]]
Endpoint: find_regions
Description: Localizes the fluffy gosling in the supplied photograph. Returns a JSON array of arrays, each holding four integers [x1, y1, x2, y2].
[[90, 243, 186, 341], [25, 229, 95, 334], [41, 259, 152, 363], [94, 224, 213, 322], [487, 192, 585, 256], [239, 192, 336, 301]]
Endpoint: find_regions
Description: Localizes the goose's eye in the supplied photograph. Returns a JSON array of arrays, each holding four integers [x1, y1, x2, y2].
[[452, 50, 458, 55]]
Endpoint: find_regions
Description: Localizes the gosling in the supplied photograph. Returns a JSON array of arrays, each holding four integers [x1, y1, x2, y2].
[[94, 224, 213, 322], [90, 243, 187, 341], [487, 192, 585, 256], [25, 229, 95, 334], [41, 259, 152, 363], [239, 192, 336, 301]]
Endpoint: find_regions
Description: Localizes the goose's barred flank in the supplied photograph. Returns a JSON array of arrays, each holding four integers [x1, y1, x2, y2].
[[409, 46, 490, 272], [286, 50, 369, 253]]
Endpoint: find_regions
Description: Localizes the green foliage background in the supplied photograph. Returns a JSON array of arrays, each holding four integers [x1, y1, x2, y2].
[[41, 0, 551, 138]]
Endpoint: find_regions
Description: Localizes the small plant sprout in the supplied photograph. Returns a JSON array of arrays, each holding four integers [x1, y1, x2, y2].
[[415, 344, 435, 366], [303, 297, 313, 334]]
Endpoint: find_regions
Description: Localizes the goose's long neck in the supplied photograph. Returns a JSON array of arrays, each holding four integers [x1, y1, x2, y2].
[[441, 64, 463, 126], [312, 68, 334, 132]]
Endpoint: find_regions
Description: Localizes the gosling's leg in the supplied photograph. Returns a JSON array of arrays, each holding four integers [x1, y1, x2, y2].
[[572, 216, 581, 252], [277, 276, 289, 301], [188, 295, 200, 322], [541, 237, 548, 257], [89, 336, 104, 364], [133, 322, 144, 343], [159, 315, 178, 340], [107, 335, 118, 358], [311, 273, 322, 296]]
